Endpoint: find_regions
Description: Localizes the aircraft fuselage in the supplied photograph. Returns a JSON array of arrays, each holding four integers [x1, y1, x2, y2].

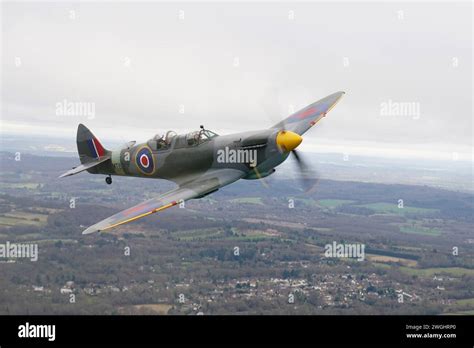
[[89, 128, 290, 185]]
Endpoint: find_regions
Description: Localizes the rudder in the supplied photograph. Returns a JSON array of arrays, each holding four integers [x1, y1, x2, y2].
[[77, 124, 109, 164]]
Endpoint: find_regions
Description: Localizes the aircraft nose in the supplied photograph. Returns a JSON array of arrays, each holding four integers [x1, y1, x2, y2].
[[276, 130, 303, 152]]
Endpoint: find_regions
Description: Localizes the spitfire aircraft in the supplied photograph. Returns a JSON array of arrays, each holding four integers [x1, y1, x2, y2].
[[60, 91, 345, 234]]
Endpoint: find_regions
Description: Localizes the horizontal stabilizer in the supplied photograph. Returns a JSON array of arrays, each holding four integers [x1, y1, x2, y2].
[[59, 156, 110, 178]]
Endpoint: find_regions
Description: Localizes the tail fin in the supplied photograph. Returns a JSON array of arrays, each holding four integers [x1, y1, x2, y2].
[[77, 124, 109, 164]]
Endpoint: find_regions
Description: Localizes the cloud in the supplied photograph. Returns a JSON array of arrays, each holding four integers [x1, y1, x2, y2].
[[1, 2, 472, 160]]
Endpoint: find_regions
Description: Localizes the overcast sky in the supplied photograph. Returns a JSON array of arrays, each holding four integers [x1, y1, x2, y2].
[[1, 1, 472, 161]]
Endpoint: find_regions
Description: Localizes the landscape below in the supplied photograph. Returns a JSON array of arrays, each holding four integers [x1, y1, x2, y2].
[[0, 152, 473, 315]]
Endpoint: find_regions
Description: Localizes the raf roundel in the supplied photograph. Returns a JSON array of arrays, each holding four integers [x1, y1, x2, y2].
[[140, 154, 149, 168], [135, 147, 155, 175]]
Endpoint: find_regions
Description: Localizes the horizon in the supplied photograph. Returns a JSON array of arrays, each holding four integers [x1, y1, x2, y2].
[[1, 123, 472, 163]]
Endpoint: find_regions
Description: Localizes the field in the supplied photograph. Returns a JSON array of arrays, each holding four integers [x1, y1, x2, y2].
[[121, 304, 173, 315], [399, 223, 442, 236], [356, 202, 438, 215], [374, 264, 474, 278], [173, 228, 223, 241], [366, 254, 418, 267], [229, 197, 264, 205], [0, 211, 48, 227], [446, 299, 474, 315], [317, 199, 354, 209]]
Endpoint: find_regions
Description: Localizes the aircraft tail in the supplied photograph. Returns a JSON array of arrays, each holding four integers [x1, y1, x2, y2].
[[59, 124, 111, 178], [77, 124, 110, 164]]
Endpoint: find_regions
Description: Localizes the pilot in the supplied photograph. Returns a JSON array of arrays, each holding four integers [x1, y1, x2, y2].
[[165, 130, 177, 145], [157, 137, 167, 149], [194, 131, 201, 143], [153, 133, 167, 150]]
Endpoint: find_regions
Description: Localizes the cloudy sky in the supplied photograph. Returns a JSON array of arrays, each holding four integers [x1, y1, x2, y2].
[[1, 1, 472, 161]]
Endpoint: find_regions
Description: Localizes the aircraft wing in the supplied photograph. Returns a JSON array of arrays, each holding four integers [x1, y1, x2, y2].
[[82, 168, 246, 234], [272, 91, 345, 136], [59, 156, 111, 178]]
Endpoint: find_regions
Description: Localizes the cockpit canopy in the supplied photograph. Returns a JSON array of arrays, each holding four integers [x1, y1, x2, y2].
[[185, 129, 219, 146], [148, 130, 177, 151], [148, 129, 218, 151]]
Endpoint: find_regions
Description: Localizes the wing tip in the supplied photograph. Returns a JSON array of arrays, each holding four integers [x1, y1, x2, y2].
[[332, 91, 345, 99], [82, 226, 100, 235]]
